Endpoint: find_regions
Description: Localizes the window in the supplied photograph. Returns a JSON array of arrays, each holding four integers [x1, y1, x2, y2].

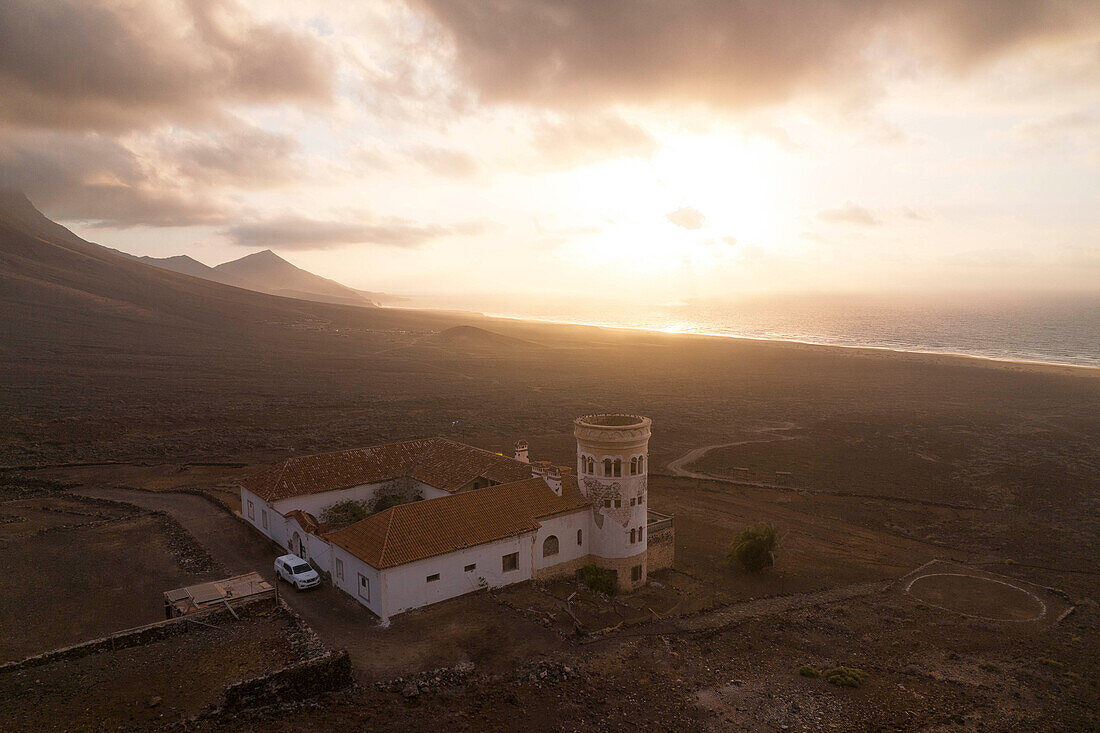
[[464, 563, 476, 572], [603, 458, 613, 476], [638, 527, 644, 541], [631, 565, 642, 582], [630, 497, 636, 506], [613, 458, 622, 477], [502, 552, 519, 572], [639, 456, 645, 473], [577, 529, 583, 545], [614, 498, 621, 508], [358, 574, 370, 601], [630, 528, 636, 543], [638, 493, 644, 505], [247, 500, 254, 520], [630, 457, 637, 475], [427, 573, 440, 583], [543, 535, 559, 557], [336, 558, 343, 580], [603, 499, 612, 508], [261, 510, 268, 529], [586, 457, 594, 473]]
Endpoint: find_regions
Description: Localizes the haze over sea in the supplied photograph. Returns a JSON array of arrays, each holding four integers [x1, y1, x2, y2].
[[406, 292, 1100, 369]]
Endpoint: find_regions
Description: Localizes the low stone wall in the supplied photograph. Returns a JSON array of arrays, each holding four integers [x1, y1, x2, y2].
[[220, 649, 352, 712], [0, 596, 275, 674], [647, 526, 675, 572]]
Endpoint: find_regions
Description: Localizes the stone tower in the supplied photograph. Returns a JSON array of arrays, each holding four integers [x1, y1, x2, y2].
[[574, 414, 652, 591]]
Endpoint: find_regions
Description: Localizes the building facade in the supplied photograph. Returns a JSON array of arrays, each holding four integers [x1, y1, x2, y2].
[[239, 417, 673, 622]]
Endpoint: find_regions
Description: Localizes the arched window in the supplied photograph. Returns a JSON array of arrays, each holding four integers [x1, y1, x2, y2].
[[586, 457, 594, 473], [576, 529, 583, 545], [603, 458, 613, 477], [579, 455, 586, 474], [638, 456, 645, 473], [613, 458, 622, 477], [630, 457, 637, 475], [630, 528, 636, 543], [543, 535, 559, 557]]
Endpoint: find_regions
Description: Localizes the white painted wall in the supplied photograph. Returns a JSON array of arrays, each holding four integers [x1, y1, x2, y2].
[[532, 510, 589, 572], [271, 477, 409, 517], [330, 543, 385, 618], [379, 532, 536, 618]]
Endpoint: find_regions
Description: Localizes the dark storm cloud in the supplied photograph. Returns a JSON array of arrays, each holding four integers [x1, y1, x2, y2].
[[413, 0, 1100, 110], [0, 132, 233, 227], [225, 216, 486, 250], [0, 0, 332, 131], [817, 202, 881, 226]]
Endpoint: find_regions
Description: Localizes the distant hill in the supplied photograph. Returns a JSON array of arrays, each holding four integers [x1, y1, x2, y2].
[[135, 254, 257, 289], [0, 189, 95, 250], [425, 325, 542, 351], [214, 250, 376, 307]]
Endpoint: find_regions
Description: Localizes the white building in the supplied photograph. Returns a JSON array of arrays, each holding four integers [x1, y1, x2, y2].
[[239, 416, 674, 622]]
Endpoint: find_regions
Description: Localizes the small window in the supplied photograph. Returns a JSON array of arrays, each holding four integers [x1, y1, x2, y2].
[[358, 574, 370, 601], [638, 493, 644, 505], [630, 497, 636, 506], [543, 535, 559, 557], [639, 456, 645, 473], [336, 558, 344, 580], [603, 458, 613, 477], [603, 499, 612, 508], [247, 500, 254, 520], [502, 552, 519, 572], [638, 527, 644, 541], [630, 457, 637, 475], [586, 457, 594, 473], [631, 565, 642, 582], [427, 573, 439, 583], [577, 529, 583, 545], [630, 528, 636, 543], [613, 458, 622, 477], [464, 563, 476, 572], [261, 510, 268, 529], [614, 498, 621, 508]]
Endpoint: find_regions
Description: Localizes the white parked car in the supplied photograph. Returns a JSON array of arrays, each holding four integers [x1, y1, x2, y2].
[[274, 554, 320, 590]]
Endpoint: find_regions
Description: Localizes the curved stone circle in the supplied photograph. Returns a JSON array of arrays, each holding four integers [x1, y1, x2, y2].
[[903, 572, 1047, 622]]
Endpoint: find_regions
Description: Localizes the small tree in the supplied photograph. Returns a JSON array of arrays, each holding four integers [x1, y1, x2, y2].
[[729, 522, 780, 571], [580, 564, 616, 595], [321, 500, 370, 529]]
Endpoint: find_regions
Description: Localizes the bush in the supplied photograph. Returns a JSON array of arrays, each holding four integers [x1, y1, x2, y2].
[[372, 493, 416, 514], [798, 665, 821, 678], [320, 500, 369, 529], [822, 666, 868, 688], [580, 564, 616, 595], [728, 523, 780, 571]]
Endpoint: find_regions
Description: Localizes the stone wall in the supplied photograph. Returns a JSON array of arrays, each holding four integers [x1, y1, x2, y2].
[[533, 553, 595, 581], [593, 550, 648, 592], [647, 526, 675, 572], [220, 649, 352, 712]]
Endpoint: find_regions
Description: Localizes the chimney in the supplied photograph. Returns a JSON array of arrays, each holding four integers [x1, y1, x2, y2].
[[514, 439, 529, 463]]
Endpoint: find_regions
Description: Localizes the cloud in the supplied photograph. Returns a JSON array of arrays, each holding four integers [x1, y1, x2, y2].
[[411, 146, 480, 179], [165, 126, 303, 188], [532, 114, 657, 167], [0, 131, 233, 227], [0, 0, 332, 132], [412, 0, 1100, 111], [224, 216, 486, 250], [817, 202, 881, 226], [1016, 111, 1098, 140], [666, 207, 706, 230]]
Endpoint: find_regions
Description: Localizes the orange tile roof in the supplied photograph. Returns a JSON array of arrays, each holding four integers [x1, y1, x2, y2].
[[284, 509, 324, 534], [325, 477, 590, 569], [240, 438, 533, 502]]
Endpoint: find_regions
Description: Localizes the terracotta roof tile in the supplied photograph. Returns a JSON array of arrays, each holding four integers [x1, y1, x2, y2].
[[240, 438, 532, 502], [325, 477, 590, 569]]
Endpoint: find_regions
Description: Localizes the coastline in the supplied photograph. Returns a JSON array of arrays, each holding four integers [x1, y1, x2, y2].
[[381, 304, 1100, 374]]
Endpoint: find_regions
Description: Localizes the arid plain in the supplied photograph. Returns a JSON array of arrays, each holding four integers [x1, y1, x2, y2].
[[1, 201, 1098, 730]]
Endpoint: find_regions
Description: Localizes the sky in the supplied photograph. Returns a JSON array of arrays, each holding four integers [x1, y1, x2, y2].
[[1, 0, 1098, 301]]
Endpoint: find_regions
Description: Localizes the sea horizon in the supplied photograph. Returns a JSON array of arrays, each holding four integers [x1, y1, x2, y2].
[[395, 292, 1100, 369]]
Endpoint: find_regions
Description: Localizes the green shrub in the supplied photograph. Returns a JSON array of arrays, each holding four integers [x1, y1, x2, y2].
[[822, 666, 868, 688], [320, 499, 369, 528], [798, 665, 821, 678], [580, 564, 616, 595], [728, 523, 780, 571], [372, 493, 416, 514]]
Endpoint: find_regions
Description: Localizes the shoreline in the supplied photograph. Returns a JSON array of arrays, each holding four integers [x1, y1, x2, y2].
[[380, 303, 1100, 373]]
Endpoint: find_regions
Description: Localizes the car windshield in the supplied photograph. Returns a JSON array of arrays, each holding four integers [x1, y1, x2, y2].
[[292, 564, 311, 574]]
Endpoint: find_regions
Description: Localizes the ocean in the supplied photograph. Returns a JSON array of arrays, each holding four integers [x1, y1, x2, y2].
[[402, 292, 1100, 368]]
